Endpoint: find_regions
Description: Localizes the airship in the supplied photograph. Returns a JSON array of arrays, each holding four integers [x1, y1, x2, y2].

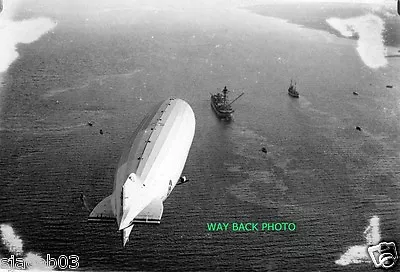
[[88, 98, 195, 246]]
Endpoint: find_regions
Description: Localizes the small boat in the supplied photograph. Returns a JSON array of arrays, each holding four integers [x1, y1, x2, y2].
[[386, 85, 393, 88], [261, 147, 267, 153], [210, 86, 244, 119], [288, 80, 299, 98], [356, 126, 362, 131], [353, 91, 359, 95]]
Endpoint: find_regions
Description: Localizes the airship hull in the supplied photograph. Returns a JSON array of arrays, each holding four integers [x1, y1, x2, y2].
[[89, 98, 195, 245]]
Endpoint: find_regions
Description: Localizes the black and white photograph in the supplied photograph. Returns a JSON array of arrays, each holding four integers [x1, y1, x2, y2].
[[0, 0, 399, 271]]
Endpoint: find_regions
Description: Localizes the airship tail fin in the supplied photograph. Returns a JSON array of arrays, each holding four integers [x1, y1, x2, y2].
[[88, 194, 115, 223], [119, 174, 161, 229], [131, 198, 164, 224], [119, 198, 163, 247], [122, 224, 134, 247]]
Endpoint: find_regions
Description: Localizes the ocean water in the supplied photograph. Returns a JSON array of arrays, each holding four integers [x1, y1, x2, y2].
[[0, 2, 400, 271]]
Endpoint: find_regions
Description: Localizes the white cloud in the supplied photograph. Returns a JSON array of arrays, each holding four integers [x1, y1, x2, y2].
[[335, 216, 380, 266], [326, 14, 387, 69], [0, 0, 57, 74]]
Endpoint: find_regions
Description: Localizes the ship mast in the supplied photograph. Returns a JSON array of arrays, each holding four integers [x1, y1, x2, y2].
[[227, 92, 244, 106], [222, 86, 228, 106]]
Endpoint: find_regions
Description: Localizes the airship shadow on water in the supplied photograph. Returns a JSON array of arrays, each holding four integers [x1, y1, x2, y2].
[[88, 98, 195, 247]]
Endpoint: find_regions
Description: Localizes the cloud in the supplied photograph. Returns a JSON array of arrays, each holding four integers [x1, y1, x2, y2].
[[326, 14, 387, 69], [0, 224, 56, 271], [0, 0, 57, 74], [335, 215, 380, 266], [0, 224, 24, 256]]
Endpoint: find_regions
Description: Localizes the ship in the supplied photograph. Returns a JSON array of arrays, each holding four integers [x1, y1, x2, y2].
[[210, 86, 244, 119], [288, 80, 299, 98]]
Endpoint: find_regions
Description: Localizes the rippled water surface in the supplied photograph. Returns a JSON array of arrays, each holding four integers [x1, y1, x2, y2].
[[0, 2, 400, 271]]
